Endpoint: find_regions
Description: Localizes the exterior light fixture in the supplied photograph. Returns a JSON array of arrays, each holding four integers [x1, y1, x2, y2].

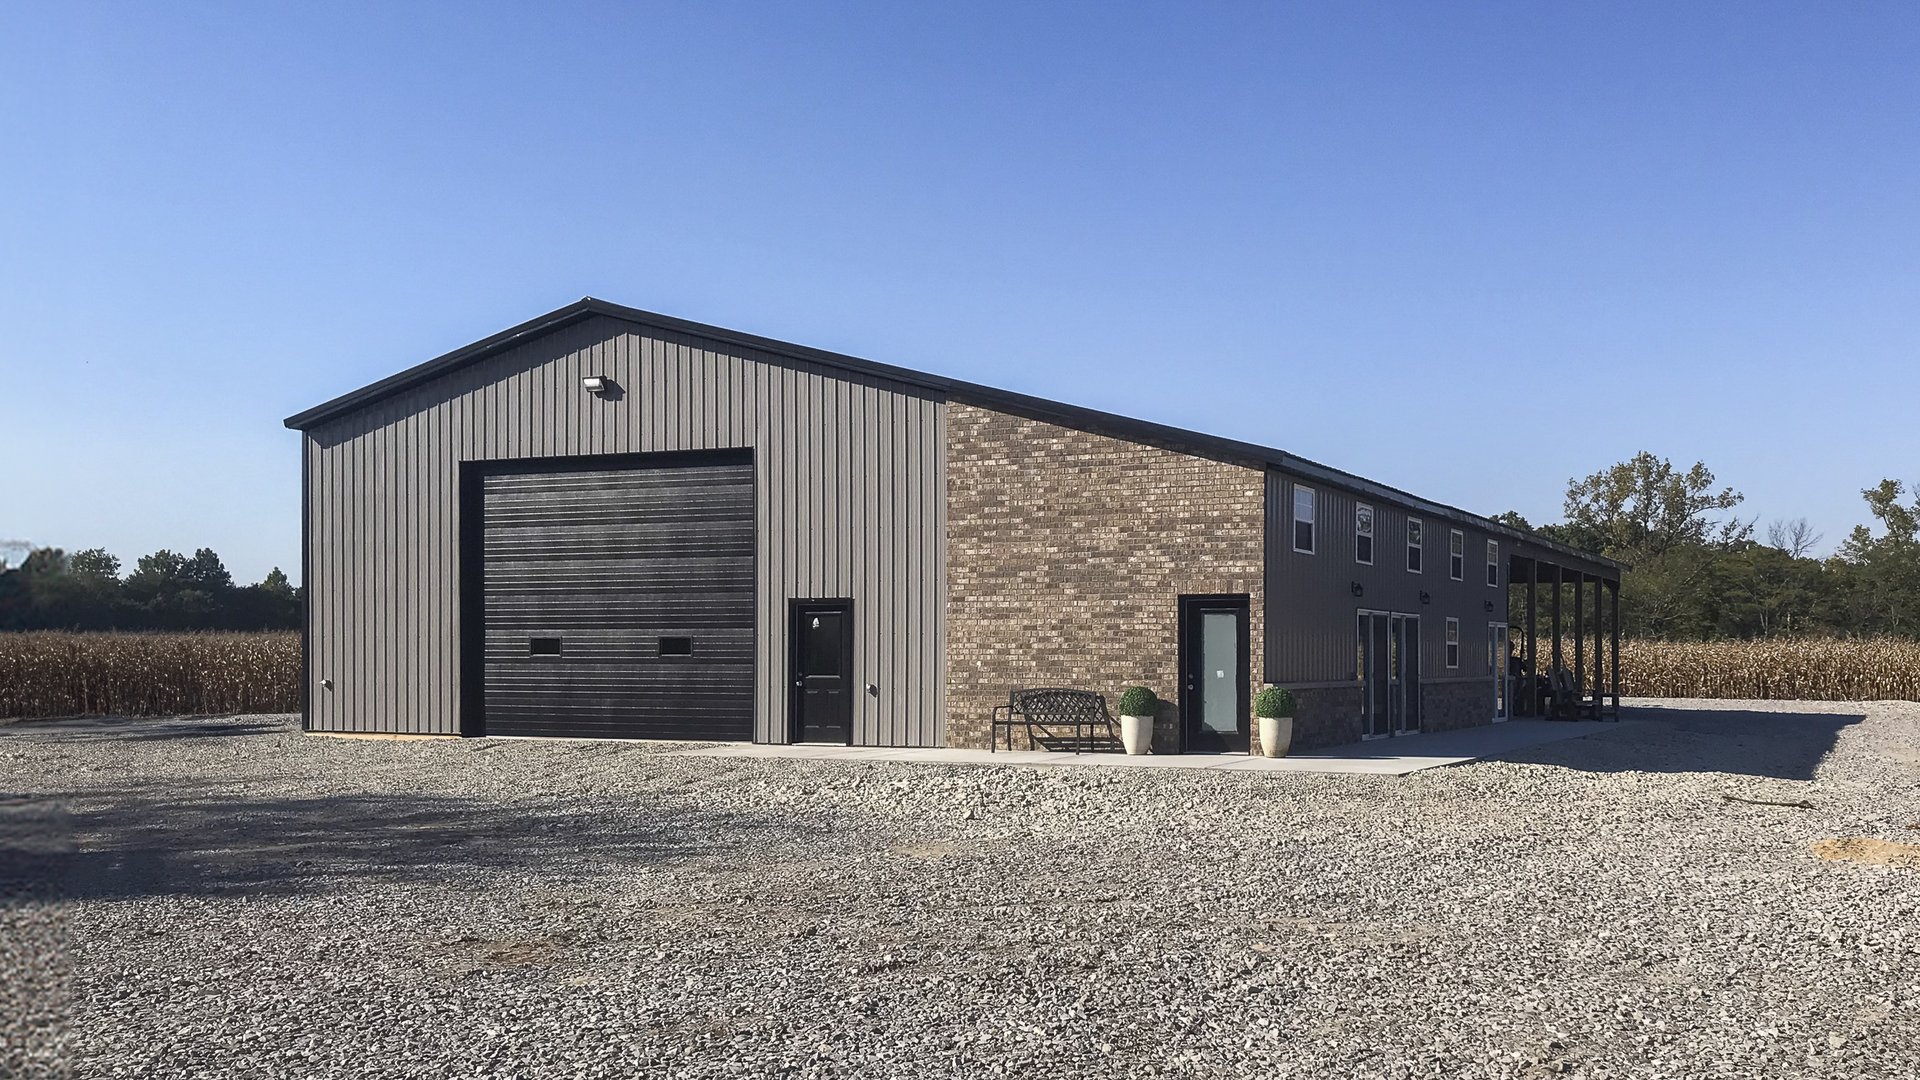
[[1484, 600, 1496, 613], [1419, 591, 1432, 605], [1349, 581, 1364, 597], [581, 375, 608, 394]]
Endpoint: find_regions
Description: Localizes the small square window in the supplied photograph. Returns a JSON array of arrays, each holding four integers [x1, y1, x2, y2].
[[529, 637, 562, 656], [659, 636, 693, 656]]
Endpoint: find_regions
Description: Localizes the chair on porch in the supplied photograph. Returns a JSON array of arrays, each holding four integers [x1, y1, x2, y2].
[[1544, 667, 1581, 720]]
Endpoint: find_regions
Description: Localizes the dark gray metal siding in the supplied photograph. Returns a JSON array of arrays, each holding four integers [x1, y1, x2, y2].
[[479, 460, 754, 740], [304, 315, 946, 744], [1264, 468, 1509, 687]]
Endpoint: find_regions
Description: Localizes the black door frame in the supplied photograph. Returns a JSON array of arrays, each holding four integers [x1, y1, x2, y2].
[[1357, 608, 1422, 739], [1177, 594, 1251, 753], [787, 598, 855, 745]]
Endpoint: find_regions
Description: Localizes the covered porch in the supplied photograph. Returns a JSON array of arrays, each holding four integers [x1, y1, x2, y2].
[[1505, 543, 1623, 721]]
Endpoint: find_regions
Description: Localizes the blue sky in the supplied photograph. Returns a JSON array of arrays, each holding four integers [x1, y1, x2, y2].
[[3, 2, 1916, 583]]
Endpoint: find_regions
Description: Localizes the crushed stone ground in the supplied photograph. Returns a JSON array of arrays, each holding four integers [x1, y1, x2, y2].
[[2, 699, 1917, 1079]]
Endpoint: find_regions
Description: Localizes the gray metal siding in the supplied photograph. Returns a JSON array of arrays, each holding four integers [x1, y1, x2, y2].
[[305, 315, 946, 744], [1264, 468, 1507, 686]]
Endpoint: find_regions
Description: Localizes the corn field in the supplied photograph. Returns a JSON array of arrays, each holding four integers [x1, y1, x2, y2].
[[1622, 637, 1920, 701], [0, 632, 300, 719], [3, 630, 1916, 720]]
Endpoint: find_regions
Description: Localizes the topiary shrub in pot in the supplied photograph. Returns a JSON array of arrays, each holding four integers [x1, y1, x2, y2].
[[1255, 686, 1297, 758], [1116, 686, 1156, 755]]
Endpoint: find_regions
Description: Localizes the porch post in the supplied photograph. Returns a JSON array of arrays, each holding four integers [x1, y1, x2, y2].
[[1525, 559, 1538, 715], [1592, 574, 1605, 718], [1573, 572, 1586, 713], [1610, 578, 1622, 717], [1550, 563, 1563, 688]]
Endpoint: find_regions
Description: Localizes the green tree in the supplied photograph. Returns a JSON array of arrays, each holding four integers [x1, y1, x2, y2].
[[1561, 452, 1750, 556], [68, 548, 121, 581], [226, 566, 301, 630], [1835, 480, 1920, 635], [1555, 453, 1752, 638], [124, 548, 232, 628]]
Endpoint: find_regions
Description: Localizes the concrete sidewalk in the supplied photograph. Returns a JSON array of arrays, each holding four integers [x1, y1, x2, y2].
[[673, 718, 1629, 776]]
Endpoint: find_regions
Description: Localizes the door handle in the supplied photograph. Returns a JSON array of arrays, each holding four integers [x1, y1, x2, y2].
[[793, 679, 803, 687]]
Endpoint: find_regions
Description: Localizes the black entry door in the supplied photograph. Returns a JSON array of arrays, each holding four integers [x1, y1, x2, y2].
[[789, 600, 853, 744], [1179, 595, 1250, 753]]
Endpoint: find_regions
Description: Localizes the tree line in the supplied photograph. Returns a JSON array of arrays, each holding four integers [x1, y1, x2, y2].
[[4, 453, 1913, 641], [0, 546, 301, 632], [1497, 453, 1919, 640]]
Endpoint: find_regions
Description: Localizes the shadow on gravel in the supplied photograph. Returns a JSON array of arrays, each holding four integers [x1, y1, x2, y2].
[[0, 782, 765, 904], [1500, 705, 1862, 780]]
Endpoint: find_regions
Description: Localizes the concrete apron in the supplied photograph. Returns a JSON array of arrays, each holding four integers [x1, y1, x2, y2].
[[672, 719, 1630, 777]]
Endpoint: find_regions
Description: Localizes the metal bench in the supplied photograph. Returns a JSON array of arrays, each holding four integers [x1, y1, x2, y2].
[[990, 687, 1120, 753]]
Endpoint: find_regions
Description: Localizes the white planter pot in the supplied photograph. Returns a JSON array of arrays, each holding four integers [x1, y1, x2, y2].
[[1119, 714, 1153, 755], [1257, 715, 1293, 758]]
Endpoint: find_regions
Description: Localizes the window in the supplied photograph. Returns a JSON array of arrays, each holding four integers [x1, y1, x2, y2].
[[1445, 618, 1460, 668], [1406, 518, 1424, 573], [659, 636, 693, 656], [1293, 485, 1316, 554], [1487, 540, 1500, 587], [1449, 529, 1465, 580], [1355, 503, 1374, 564], [528, 637, 562, 655]]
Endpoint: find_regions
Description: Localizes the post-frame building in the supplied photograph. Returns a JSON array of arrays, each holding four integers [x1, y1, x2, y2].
[[286, 299, 1622, 752]]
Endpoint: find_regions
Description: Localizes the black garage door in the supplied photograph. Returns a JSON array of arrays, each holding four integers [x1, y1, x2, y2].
[[476, 456, 754, 739]]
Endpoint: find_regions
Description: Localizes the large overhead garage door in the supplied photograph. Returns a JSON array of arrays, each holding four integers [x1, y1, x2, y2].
[[476, 455, 754, 740]]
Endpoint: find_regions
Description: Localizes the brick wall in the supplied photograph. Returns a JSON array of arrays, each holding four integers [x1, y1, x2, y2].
[[945, 403, 1267, 749]]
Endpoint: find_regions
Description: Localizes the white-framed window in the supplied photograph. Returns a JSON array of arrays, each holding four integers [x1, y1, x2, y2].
[[1487, 540, 1500, 587], [1355, 503, 1374, 565], [1448, 529, 1465, 580], [1445, 617, 1460, 668], [1406, 517, 1424, 573], [1293, 485, 1316, 554]]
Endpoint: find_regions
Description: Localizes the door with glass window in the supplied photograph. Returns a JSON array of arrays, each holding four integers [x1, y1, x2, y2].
[[1488, 623, 1510, 722], [1392, 614, 1421, 734], [1179, 595, 1249, 752], [1358, 610, 1421, 738]]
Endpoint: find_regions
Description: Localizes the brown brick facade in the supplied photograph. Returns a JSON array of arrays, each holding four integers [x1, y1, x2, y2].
[[944, 403, 1266, 749]]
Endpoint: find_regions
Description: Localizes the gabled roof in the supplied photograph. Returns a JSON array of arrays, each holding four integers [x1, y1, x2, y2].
[[285, 297, 1619, 576]]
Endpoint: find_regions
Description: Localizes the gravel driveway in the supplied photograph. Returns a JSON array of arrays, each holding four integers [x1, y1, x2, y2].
[[3, 699, 1918, 1079]]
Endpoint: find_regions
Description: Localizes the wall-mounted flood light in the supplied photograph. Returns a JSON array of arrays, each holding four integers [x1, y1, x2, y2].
[[582, 375, 608, 394]]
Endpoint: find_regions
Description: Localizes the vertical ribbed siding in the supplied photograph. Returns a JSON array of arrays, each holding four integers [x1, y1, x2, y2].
[[304, 315, 946, 744], [1265, 467, 1509, 686]]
